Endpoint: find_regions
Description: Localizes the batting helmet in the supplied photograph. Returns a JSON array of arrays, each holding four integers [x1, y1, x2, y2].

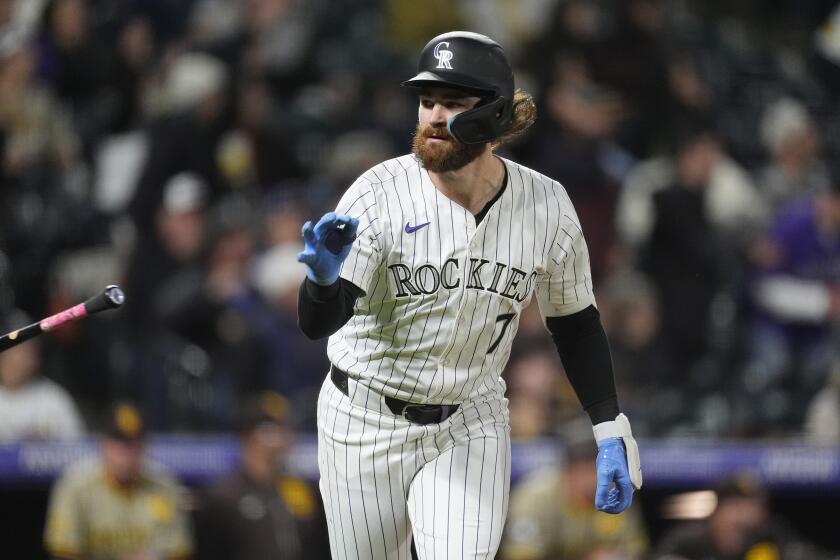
[[402, 31, 515, 145]]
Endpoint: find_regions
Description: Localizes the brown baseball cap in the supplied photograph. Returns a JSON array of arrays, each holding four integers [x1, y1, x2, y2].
[[238, 391, 291, 435], [713, 471, 767, 504], [104, 402, 146, 441]]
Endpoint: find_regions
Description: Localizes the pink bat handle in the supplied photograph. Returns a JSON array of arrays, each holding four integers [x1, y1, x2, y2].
[[0, 286, 124, 353], [40, 304, 88, 332]]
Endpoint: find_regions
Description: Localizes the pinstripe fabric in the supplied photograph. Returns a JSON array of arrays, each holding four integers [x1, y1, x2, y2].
[[318, 375, 510, 559], [326, 155, 594, 404], [316, 153, 593, 559]]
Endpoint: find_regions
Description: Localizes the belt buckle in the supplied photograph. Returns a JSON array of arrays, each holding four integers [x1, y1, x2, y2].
[[402, 404, 450, 425], [400, 404, 429, 424]]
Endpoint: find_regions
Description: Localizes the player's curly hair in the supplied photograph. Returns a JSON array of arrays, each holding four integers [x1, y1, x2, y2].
[[494, 89, 537, 148]]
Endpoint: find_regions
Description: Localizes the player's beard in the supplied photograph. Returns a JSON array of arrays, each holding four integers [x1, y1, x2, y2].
[[412, 123, 485, 173]]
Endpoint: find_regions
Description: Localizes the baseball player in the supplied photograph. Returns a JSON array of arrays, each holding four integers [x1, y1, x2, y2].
[[297, 31, 643, 560], [45, 403, 193, 560]]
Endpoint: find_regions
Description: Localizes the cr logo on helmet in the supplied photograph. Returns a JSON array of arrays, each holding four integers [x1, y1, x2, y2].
[[434, 42, 453, 69]]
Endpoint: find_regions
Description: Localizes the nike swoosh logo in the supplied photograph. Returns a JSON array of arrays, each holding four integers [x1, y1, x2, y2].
[[404, 221, 431, 234]]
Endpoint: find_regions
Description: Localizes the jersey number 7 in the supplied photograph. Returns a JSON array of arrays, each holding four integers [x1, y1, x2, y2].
[[487, 313, 515, 353]]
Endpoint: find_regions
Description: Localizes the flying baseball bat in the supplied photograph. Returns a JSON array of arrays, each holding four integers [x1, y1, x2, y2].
[[0, 285, 125, 352]]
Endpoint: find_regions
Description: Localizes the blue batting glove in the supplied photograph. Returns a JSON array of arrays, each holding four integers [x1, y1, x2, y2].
[[297, 212, 359, 285], [593, 413, 642, 514], [595, 437, 635, 514]]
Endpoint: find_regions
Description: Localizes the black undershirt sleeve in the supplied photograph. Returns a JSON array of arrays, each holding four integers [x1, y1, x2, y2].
[[546, 305, 620, 425], [297, 278, 363, 340]]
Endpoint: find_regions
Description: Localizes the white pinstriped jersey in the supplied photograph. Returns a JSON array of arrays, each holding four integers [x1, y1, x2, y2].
[[328, 154, 595, 404]]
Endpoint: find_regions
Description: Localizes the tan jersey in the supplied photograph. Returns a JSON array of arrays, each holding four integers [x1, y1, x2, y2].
[[45, 458, 193, 560], [501, 468, 648, 560]]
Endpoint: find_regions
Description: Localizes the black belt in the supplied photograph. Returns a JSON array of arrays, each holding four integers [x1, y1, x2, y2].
[[330, 365, 459, 425]]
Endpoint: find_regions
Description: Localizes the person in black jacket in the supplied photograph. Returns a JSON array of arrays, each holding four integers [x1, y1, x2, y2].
[[195, 392, 330, 560]]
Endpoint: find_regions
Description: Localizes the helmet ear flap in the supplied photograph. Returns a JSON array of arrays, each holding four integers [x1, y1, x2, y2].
[[447, 96, 512, 144]]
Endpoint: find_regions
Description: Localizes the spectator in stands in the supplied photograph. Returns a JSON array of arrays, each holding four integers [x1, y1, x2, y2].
[[0, 308, 84, 441], [756, 97, 831, 213], [597, 0, 671, 157], [44, 402, 193, 560], [0, 26, 78, 182], [102, 15, 156, 134], [662, 51, 714, 147], [745, 174, 840, 426], [123, 171, 208, 335], [195, 392, 329, 560], [152, 196, 272, 428], [619, 126, 764, 376], [521, 0, 610, 94], [119, 172, 213, 429], [653, 472, 834, 559], [127, 51, 229, 236], [641, 127, 726, 375], [37, 0, 109, 117], [617, 126, 767, 253], [500, 423, 649, 559], [217, 69, 311, 193]]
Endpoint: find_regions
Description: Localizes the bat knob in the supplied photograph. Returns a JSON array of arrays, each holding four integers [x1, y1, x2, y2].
[[104, 285, 126, 308]]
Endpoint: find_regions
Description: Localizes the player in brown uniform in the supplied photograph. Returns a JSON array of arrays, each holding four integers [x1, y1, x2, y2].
[[44, 403, 193, 560]]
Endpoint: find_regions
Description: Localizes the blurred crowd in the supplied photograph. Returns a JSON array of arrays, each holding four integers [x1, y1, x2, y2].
[[2, 0, 840, 558]]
